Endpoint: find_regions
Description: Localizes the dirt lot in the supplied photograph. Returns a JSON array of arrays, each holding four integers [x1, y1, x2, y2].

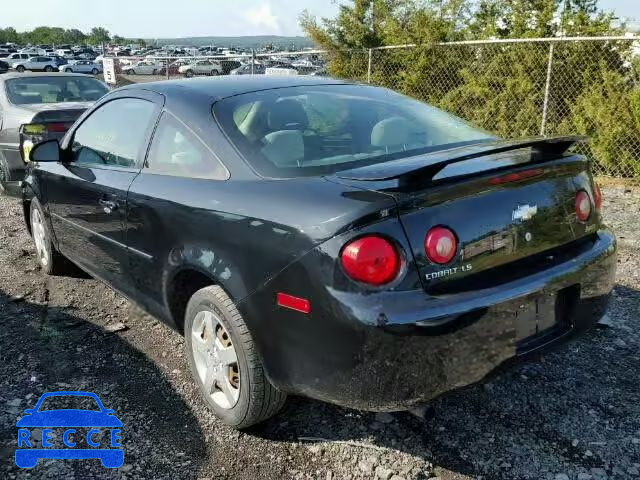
[[0, 186, 639, 480]]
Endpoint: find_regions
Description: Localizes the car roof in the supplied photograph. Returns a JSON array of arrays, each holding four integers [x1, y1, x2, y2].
[[0, 72, 96, 83], [120, 75, 351, 102]]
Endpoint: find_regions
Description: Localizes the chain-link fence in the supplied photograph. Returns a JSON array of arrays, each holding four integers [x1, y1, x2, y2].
[[106, 36, 640, 178]]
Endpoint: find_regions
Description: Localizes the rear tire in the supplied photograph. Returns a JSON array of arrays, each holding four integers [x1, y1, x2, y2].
[[185, 285, 287, 429], [65, 68, 73, 73], [0, 151, 10, 194], [185, 69, 194, 78], [30, 198, 67, 275], [91, 68, 99, 75], [211, 69, 219, 76]]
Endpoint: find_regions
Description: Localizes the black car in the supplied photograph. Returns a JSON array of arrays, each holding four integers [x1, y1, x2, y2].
[[22, 77, 616, 428], [0, 60, 8, 74]]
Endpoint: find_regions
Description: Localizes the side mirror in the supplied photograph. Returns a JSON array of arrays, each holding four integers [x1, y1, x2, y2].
[[104, 409, 115, 415], [29, 139, 61, 163], [23, 408, 35, 414]]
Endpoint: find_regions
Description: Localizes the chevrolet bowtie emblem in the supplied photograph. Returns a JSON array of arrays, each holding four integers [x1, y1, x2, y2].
[[512, 204, 538, 222]]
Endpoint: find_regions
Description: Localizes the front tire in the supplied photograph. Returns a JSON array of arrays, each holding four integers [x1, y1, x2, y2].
[[211, 69, 219, 76], [185, 285, 286, 429], [44, 65, 54, 72], [185, 69, 194, 78], [91, 68, 99, 75], [30, 199, 66, 275], [65, 68, 73, 73], [16, 65, 25, 72]]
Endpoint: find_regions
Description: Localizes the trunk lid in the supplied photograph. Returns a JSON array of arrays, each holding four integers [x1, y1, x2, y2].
[[332, 137, 600, 292]]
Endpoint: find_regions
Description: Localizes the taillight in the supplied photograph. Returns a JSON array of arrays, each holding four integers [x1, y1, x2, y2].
[[341, 236, 400, 286], [594, 183, 603, 211], [488, 168, 544, 185], [23, 123, 69, 134], [46, 123, 68, 133], [425, 226, 458, 264], [575, 190, 591, 222]]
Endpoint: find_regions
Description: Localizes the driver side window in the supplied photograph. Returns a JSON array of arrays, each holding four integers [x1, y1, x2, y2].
[[71, 98, 156, 168]]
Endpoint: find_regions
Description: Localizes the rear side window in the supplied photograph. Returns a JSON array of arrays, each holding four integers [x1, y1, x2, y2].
[[71, 98, 157, 168], [213, 84, 492, 178], [146, 112, 228, 180]]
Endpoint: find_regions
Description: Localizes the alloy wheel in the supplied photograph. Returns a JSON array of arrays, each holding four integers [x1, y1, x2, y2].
[[191, 310, 240, 409], [31, 208, 49, 268]]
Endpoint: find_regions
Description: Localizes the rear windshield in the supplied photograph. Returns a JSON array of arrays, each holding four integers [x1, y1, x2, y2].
[[213, 84, 493, 178], [5, 76, 109, 105]]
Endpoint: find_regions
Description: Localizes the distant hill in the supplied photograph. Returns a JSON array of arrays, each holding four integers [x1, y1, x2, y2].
[[150, 35, 314, 50]]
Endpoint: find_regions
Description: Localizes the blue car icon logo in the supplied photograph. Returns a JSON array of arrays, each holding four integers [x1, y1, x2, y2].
[[15, 391, 123, 468]]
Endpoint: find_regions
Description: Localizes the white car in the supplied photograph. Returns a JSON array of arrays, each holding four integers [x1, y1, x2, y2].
[[178, 59, 223, 77], [62, 60, 103, 74], [55, 49, 75, 58], [13, 57, 59, 73], [123, 60, 161, 75], [19, 48, 45, 56], [6, 53, 31, 66]]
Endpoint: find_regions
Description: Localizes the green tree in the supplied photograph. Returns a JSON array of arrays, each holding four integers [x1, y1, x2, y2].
[[0, 27, 20, 44], [88, 27, 110, 45], [301, 0, 639, 176], [65, 29, 87, 44]]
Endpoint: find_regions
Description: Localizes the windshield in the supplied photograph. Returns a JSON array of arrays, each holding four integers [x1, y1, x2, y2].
[[5, 76, 109, 105], [213, 84, 493, 178]]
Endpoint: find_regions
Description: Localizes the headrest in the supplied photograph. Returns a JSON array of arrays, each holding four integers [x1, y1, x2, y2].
[[261, 130, 304, 167], [371, 116, 414, 148], [268, 99, 308, 131]]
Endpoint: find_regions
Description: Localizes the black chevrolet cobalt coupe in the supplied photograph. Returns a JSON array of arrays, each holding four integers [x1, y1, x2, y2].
[[22, 76, 616, 428]]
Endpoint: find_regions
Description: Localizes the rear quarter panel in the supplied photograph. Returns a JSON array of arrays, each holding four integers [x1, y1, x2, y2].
[[125, 175, 399, 328]]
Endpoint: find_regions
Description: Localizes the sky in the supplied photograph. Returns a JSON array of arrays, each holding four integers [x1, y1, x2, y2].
[[0, 0, 637, 38]]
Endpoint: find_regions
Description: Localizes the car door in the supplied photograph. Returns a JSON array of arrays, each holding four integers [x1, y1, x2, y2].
[[43, 92, 162, 293], [125, 111, 229, 319], [196, 60, 210, 74]]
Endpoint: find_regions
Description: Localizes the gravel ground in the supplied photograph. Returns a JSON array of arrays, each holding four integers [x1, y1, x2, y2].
[[0, 185, 638, 480]]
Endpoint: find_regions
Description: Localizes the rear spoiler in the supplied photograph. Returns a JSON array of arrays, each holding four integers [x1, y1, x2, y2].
[[335, 136, 587, 182]]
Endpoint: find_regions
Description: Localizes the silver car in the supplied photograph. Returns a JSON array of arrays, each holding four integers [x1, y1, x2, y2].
[[62, 60, 103, 75], [0, 72, 109, 194]]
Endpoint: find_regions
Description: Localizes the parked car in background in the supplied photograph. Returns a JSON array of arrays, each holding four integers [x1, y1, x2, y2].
[[13, 57, 60, 73], [0, 72, 109, 194], [230, 63, 266, 75], [19, 48, 46, 57], [157, 59, 191, 76], [62, 60, 103, 75], [50, 56, 68, 68], [6, 53, 31, 66], [0, 60, 8, 74], [220, 60, 242, 75], [21, 77, 615, 429], [123, 61, 161, 75], [178, 59, 223, 77], [55, 49, 75, 58]]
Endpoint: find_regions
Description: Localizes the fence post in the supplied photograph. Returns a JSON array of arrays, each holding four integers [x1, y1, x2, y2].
[[166, 56, 170, 80], [540, 43, 555, 136], [367, 48, 373, 83], [251, 49, 255, 75]]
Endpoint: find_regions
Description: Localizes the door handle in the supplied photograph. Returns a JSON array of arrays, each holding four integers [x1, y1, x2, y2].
[[98, 199, 118, 214]]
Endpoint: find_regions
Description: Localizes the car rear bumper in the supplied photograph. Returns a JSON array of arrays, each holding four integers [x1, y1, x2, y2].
[[243, 229, 616, 411]]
